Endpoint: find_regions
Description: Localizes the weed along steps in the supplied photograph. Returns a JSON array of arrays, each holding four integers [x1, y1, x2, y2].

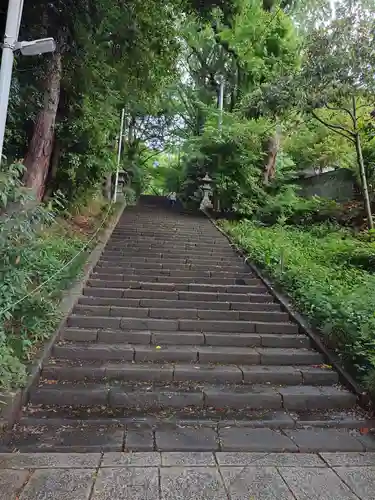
[[3, 196, 375, 453]]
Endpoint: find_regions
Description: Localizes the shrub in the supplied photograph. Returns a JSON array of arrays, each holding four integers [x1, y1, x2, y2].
[[255, 185, 340, 225], [0, 163, 102, 389], [221, 219, 375, 398]]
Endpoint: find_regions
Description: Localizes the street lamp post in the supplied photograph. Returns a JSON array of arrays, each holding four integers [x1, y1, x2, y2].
[[0, 0, 56, 164], [218, 77, 224, 133], [216, 75, 225, 212], [113, 108, 125, 203]]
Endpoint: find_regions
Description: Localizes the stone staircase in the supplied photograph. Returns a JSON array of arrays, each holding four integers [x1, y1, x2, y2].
[[3, 196, 374, 453]]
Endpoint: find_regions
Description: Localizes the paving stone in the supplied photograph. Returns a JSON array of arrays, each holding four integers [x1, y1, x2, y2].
[[156, 428, 218, 451], [160, 467, 227, 500], [53, 343, 134, 361], [256, 322, 299, 334], [204, 333, 261, 347], [122, 318, 179, 331], [152, 332, 205, 345], [278, 467, 358, 500], [178, 292, 217, 302], [241, 366, 302, 385], [334, 466, 375, 500], [300, 367, 339, 385], [125, 430, 154, 451], [161, 452, 216, 466], [61, 328, 98, 342], [217, 410, 295, 429], [109, 389, 203, 409], [259, 348, 321, 365], [8, 424, 124, 453], [0, 453, 101, 469], [219, 428, 297, 452], [30, 385, 108, 406], [20, 469, 94, 500], [216, 452, 325, 467], [179, 319, 256, 333], [98, 330, 151, 344], [280, 386, 355, 410], [102, 452, 161, 467], [284, 429, 364, 452], [320, 452, 375, 466], [68, 315, 121, 329], [204, 387, 281, 409], [260, 333, 310, 348], [84, 287, 123, 297], [74, 304, 112, 316], [91, 467, 159, 500], [220, 466, 295, 500], [0, 469, 30, 500], [105, 363, 173, 382], [197, 309, 239, 320], [135, 345, 198, 363], [198, 346, 260, 364], [174, 364, 242, 383]]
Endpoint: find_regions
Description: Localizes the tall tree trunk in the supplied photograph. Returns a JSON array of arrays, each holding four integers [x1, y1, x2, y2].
[[352, 96, 373, 229], [263, 128, 280, 184], [355, 133, 373, 229], [43, 137, 60, 201], [23, 51, 62, 200]]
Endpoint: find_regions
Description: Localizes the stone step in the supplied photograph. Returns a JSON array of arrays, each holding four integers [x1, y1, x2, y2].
[[17, 407, 374, 430], [90, 273, 258, 286], [86, 281, 267, 294], [61, 328, 309, 348], [109, 238, 230, 246], [78, 296, 281, 312], [95, 262, 247, 272], [5, 200, 364, 455], [67, 314, 299, 334], [53, 343, 321, 364], [105, 241, 234, 249], [42, 361, 338, 386], [93, 267, 250, 279], [28, 382, 356, 412], [73, 304, 290, 323], [83, 287, 275, 303], [98, 256, 244, 265], [4, 421, 374, 453], [102, 248, 237, 257]]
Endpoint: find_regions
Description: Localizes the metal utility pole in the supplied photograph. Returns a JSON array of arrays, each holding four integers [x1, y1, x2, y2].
[[113, 108, 125, 203], [0, 0, 55, 164], [217, 76, 225, 213], [0, 0, 24, 163], [218, 78, 224, 134]]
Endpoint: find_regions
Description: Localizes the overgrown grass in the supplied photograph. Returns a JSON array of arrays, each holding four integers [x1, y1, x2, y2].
[[220, 219, 375, 398], [0, 165, 117, 390]]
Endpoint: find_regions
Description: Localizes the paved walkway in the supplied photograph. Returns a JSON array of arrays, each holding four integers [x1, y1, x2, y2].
[[1, 451, 374, 499]]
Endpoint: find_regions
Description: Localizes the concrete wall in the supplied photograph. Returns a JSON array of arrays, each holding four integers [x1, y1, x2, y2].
[[296, 169, 356, 202]]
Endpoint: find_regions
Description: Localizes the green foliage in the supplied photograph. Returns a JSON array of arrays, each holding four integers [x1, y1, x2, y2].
[[0, 163, 98, 389], [222, 219, 375, 397], [3, 0, 181, 201], [179, 111, 271, 211], [283, 118, 355, 172], [256, 185, 339, 225]]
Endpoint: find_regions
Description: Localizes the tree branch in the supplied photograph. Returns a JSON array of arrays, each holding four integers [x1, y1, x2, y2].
[[311, 111, 356, 143], [325, 104, 355, 123]]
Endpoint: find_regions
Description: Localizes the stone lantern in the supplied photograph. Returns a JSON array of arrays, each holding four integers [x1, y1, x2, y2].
[[200, 173, 213, 211]]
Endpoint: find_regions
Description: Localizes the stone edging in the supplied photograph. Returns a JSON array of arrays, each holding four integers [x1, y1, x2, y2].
[[0, 201, 126, 430], [205, 211, 370, 410]]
